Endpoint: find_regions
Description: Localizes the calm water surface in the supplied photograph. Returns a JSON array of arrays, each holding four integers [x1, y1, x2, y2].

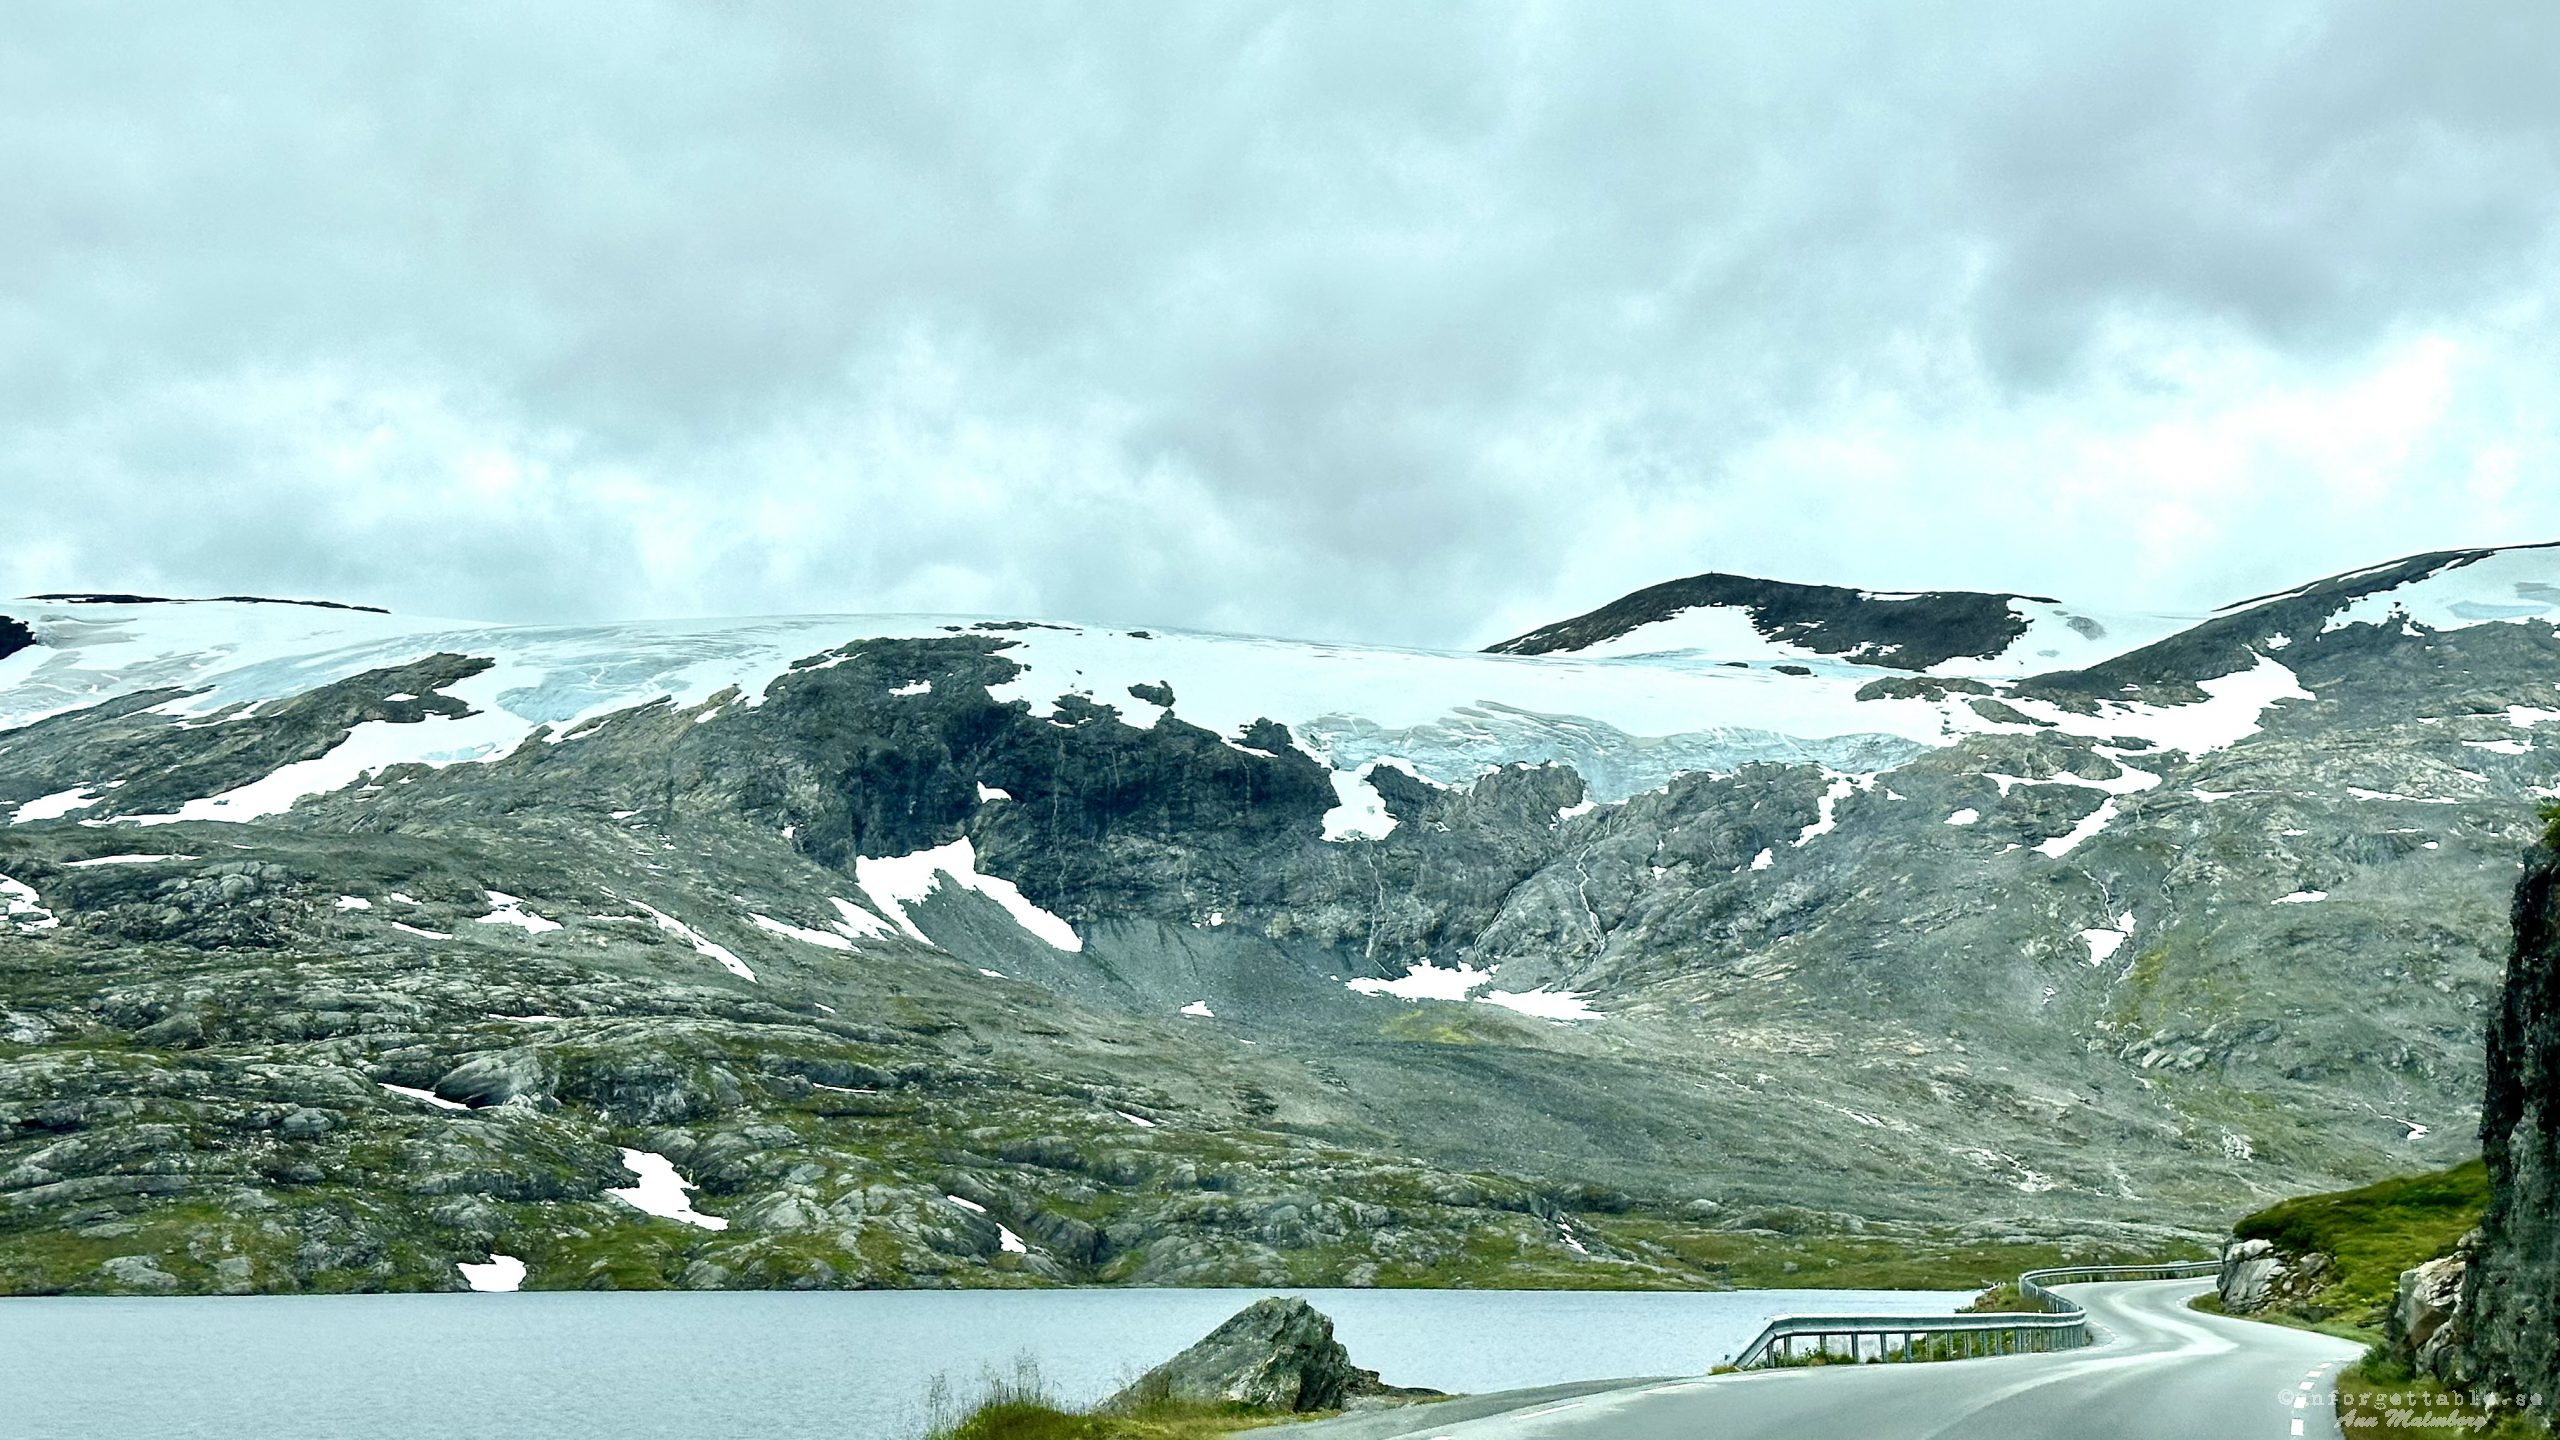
[[0, 1286, 1966, 1439]]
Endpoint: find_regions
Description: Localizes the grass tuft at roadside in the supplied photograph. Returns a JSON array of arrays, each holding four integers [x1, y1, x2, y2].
[[916, 1356, 1333, 1440], [2335, 1344, 2548, 1439]]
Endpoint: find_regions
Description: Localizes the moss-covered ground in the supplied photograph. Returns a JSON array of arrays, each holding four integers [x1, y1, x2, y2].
[[2228, 1159, 2489, 1332]]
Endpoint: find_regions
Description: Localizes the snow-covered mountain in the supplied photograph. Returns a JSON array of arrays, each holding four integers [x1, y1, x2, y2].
[[4, 542, 2551, 826], [1, 542, 2555, 1297]]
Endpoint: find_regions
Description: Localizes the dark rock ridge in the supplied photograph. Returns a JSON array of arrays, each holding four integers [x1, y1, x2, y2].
[[1484, 573, 2043, 669], [2454, 839, 2560, 1418], [2021, 542, 2560, 704], [0, 615, 30, 664], [26, 593, 390, 613], [680, 639, 1336, 917], [1106, 1297, 1435, 1413]]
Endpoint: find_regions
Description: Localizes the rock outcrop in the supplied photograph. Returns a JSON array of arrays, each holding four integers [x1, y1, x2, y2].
[[2215, 1234, 2344, 1318], [2390, 1239, 2474, 1384], [2454, 841, 2560, 1419], [1106, 1297, 1436, 1413], [2216, 1238, 2284, 1312]]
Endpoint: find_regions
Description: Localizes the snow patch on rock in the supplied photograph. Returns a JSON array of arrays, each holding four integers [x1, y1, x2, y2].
[[2081, 911, 2137, 965], [854, 837, 1081, 952], [1320, 761, 1400, 842], [629, 902, 756, 980], [1348, 960, 1492, 1001], [1479, 987, 1600, 1021], [607, 1149, 728, 1230], [1348, 960, 1598, 1020], [1960, 654, 2313, 758], [11, 787, 103, 824], [749, 913, 855, 951], [475, 891, 561, 935], [379, 1082, 470, 1111], [826, 897, 895, 943], [1792, 774, 1860, 848], [1, 873, 59, 931], [2037, 799, 2119, 859], [457, 1255, 526, 1292]]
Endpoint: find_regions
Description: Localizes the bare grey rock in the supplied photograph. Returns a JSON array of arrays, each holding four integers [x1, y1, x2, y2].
[[432, 1051, 551, 1110], [2217, 1237, 2284, 1312], [276, 1107, 335, 1139], [213, 1256, 256, 1294], [2392, 1246, 2470, 1381], [96, 1255, 178, 1290], [1107, 1297, 1436, 1414]]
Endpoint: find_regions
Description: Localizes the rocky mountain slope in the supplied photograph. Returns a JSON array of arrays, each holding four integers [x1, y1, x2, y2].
[[2, 543, 2556, 1295]]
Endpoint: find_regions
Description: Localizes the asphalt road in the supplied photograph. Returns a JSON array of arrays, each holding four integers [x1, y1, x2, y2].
[[1332, 1279, 2362, 1440]]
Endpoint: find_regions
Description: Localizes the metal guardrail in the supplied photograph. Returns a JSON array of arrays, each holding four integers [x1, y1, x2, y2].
[[1726, 1259, 2221, 1369]]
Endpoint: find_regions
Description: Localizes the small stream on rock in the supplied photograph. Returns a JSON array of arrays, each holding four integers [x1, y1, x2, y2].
[[0, 1285, 1966, 1438]]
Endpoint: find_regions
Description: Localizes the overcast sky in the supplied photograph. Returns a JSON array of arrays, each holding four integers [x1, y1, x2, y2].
[[6, 3, 2558, 647]]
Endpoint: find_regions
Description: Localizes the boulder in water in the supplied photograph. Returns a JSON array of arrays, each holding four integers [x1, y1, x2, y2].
[[1106, 1296, 1439, 1413]]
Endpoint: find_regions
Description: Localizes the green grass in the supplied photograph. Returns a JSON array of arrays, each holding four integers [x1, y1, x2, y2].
[[2541, 800, 2560, 848], [1961, 1281, 2048, 1314], [929, 1400, 1315, 1440], [2188, 1289, 2373, 1343], [918, 1357, 1334, 1440], [1378, 1007, 1529, 1046], [2230, 1158, 2489, 1328]]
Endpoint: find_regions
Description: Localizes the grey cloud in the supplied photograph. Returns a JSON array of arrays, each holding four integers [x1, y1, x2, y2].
[[4, 2, 2558, 645]]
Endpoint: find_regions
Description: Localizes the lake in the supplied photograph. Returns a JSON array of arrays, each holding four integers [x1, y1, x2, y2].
[[0, 1286, 1967, 1439]]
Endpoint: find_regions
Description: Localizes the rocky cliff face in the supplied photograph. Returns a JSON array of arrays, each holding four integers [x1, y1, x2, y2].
[[2455, 839, 2560, 1415]]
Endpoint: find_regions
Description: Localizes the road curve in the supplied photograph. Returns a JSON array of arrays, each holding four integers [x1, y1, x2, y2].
[[1383, 1280, 2361, 1440]]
